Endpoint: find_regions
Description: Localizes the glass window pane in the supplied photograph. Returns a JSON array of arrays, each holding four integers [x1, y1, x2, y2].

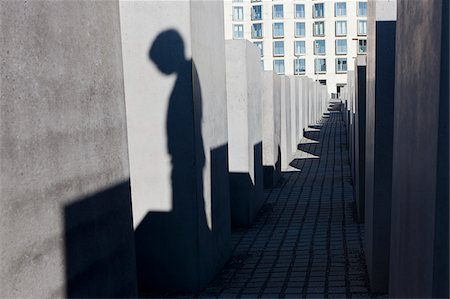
[[314, 40, 326, 55], [314, 21, 325, 36], [274, 60, 285, 74], [336, 58, 348, 73], [233, 24, 244, 39], [335, 2, 347, 16], [358, 2, 367, 16], [358, 20, 367, 35], [273, 22, 284, 37], [295, 4, 305, 18], [336, 39, 347, 54], [273, 4, 284, 19], [233, 6, 243, 21], [295, 22, 305, 37], [295, 40, 306, 55], [359, 39, 367, 53], [313, 3, 324, 18], [273, 41, 284, 56], [315, 58, 326, 73], [336, 21, 347, 36], [294, 58, 306, 74], [252, 5, 262, 20], [252, 23, 263, 38], [254, 42, 264, 56]]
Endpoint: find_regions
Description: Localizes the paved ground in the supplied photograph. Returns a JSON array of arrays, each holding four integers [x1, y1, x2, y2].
[[195, 102, 372, 298]]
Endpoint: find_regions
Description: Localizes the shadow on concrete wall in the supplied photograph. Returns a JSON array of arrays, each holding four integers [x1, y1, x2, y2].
[[229, 142, 263, 227], [134, 29, 229, 295], [64, 180, 137, 298], [263, 146, 281, 189]]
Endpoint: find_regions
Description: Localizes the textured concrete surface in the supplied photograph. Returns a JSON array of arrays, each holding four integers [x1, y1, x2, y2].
[[225, 40, 264, 227], [120, 0, 231, 293], [262, 72, 282, 189], [365, 0, 396, 293], [288, 76, 299, 155], [193, 102, 373, 298], [280, 76, 293, 170], [390, 0, 449, 297], [0, 1, 137, 297]]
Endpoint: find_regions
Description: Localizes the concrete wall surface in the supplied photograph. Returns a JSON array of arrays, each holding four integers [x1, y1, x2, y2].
[[120, 0, 231, 292], [225, 40, 264, 227], [288, 76, 299, 154], [280, 76, 293, 170], [0, 1, 137, 297], [262, 71, 282, 188], [364, 0, 397, 293], [354, 56, 367, 223], [390, 0, 449, 297]]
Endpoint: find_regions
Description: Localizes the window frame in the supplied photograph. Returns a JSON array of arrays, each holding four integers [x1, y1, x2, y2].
[[272, 22, 284, 38], [251, 5, 263, 21], [336, 58, 348, 73], [233, 24, 244, 39], [251, 23, 263, 39], [273, 4, 284, 19], [232, 6, 244, 21], [335, 20, 347, 36], [314, 39, 326, 55], [294, 4, 305, 19], [358, 20, 367, 36], [295, 22, 306, 37], [313, 3, 324, 18], [273, 59, 285, 75], [294, 58, 306, 75], [335, 2, 347, 17], [273, 41, 285, 57], [294, 40, 306, 56], [313, 21, 325, 37], [335, 39, 348, 55], [315, 58, 327, 74]]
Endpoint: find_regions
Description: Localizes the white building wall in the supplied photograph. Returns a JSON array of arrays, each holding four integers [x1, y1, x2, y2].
[[224, 0, 367, 95]]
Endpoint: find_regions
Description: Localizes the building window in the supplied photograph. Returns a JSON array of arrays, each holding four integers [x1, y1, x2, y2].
[[233, 6, 244, 21], [295, 40, 306, 55], [359, 39, 367, 53], [233, 24, 244, 39], [335, 21, 347, 36], [358, 20, 367, 35], [313, 21, 325, 36], [273, 59, 285, 74], [254, 41, 263, 57], [314, 40, 326, 55], [273, 22, 284, 38], [313, 3, 324, 18], [273, 4, 284, 19], [336, 58, 348, 73], [252, 5, 262, 20], [273, 41, 285, 56], [294, 58, 306, 75], [336, 39, 347, 54], [315, 58, 326, 73], [252, 23, 263, 38], [335, 2, 347, 16], [358, 2, 368, 16], [295, 4, 305, 19], [295, 22, 306, 37]]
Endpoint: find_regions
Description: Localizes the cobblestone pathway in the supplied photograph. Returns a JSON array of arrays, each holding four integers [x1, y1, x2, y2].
[[198, 102, 372, 298]]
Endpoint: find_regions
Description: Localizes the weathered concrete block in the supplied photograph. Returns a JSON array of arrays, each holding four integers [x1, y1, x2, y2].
[[300, 77, 309, 132], [280, 76, 293, 170], [0, 1, 137, 297], [354, 55, 367, 223], [225, 40, 264, 227], [262, 71, 282, 188], [365, 0, 397, 293], [119, 0, 231, 292], [288, 76, 299, 153], [390, 0, 448, 297]]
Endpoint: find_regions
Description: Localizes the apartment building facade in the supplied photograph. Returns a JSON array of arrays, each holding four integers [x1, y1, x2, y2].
[[224, 0, 368, 95]]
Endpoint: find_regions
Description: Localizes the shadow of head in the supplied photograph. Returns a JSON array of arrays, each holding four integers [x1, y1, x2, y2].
[[149, 29, 186, 75]]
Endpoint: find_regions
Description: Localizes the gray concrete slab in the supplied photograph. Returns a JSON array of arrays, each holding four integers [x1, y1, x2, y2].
[[225, 40, 264, 227], [120, 0, 231, 293], [0, 1, 137, 297], [364, 0, 396, 293], [390, 0, 449, 297], [280, 76, 293, 170], [262, 72, 282, 188]]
